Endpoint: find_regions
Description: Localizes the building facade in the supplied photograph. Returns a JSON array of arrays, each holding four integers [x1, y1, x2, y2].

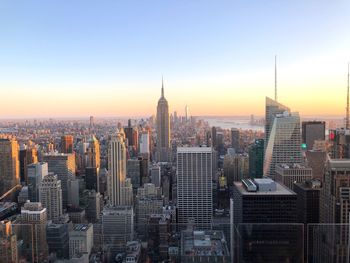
[[156, 80, 171, 162], [39, 173, 63, 222], [302, 121, 325, 151], [0, 138, 19, 198], [108, 133, 127, 206], [28, 162, 48, 202], [177, 147, 213, 227], [248, 139, 264, 178], [264, 112, 302, 178], [43, 153, 76, 207], [275, 163, 313, 190]]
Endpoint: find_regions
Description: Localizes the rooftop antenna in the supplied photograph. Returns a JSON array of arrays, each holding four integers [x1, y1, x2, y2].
[[347, 63, 349, 129], [275, 55, 277, 102], [161, 75, 164, 98]]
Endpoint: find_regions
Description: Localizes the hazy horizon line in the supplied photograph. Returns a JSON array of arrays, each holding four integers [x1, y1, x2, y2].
[[0, 114, 346, 121]]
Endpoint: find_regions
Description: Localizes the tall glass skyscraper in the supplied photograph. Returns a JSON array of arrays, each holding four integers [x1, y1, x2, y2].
[[264, 112, 302, 178], [265, 97, 290, 150], [248, 139, 264, 178]]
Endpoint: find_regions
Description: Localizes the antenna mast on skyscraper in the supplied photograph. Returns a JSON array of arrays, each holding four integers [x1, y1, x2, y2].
[[275, 55, 277, 102], [346, 63, 349, 129], [161, 75, 164, 98]]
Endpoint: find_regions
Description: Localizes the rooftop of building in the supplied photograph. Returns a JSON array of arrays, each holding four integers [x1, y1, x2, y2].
[[302, 120, 325, 124], [275, 111, 299, 118], [276, 163, 311, 170], [235, 178, 296, 196], [72, 224, 92, 232], [294, 179, 322, 190], [265, 97, 290, 111], [43, 152, 72, 157], [181, 230, 229, 257], [125, 241, 141, 258], [328, 159, 350, 168], [27, 162, 47, 167], [177, 146, 212, 153], [102, 205, 133, 214]]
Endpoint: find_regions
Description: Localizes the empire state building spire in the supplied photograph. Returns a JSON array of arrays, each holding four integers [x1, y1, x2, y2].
[[161, 75, 164, 98]]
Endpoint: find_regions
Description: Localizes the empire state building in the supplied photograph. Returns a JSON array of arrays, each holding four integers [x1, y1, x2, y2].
[[156, 78, 171, 162]]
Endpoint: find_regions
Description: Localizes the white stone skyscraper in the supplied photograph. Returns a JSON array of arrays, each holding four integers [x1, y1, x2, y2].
[[139, 130, 150, 155], [108, 132, 128, 206], [264, 111, 302, 178], [177, 147, 213, 227], [156, 78, 171, 162], [39, 173, 63, 223]]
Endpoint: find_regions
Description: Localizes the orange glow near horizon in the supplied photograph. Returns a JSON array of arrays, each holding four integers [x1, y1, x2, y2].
[[0, 83, 347, 118], [1, 55, 349, 118]]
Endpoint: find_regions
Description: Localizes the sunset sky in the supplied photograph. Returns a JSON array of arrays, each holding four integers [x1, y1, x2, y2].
[[0, 1, 350, 118]]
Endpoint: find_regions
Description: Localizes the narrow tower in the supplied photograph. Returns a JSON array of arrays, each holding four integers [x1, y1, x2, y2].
[[346, 63, 349, 129], [275, 55, 277, 102], [156, 77, 170, 162], [161, 75, 164, 98]]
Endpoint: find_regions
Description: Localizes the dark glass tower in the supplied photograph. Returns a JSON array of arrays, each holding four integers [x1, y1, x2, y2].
[[248, 139, 264, 178]]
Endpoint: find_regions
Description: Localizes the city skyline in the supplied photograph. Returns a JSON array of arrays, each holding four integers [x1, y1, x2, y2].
[[2, 2, 350, 262], [1, 1, 350, 117]]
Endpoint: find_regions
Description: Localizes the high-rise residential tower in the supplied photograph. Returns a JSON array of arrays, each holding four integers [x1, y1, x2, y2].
[[264, 111, 302, 178], [0, 138, 19, 197], [39, 173, 63, 223], [177, 147, 213, 227], [156, 78, 171, 162]]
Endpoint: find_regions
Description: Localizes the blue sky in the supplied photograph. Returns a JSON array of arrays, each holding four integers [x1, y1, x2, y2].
[[0, 1, 350, 117]]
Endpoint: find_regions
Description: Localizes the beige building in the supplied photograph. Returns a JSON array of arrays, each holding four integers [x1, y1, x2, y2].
[[39, 173, 63, 223], [17, 202, 48, 262], [156, 79, 171, 162], [69, 224, 94, 259], [275, 163, 313, 190], [85, 135, 100, 168], [0, 137, 19, 197], [108, 132, 131, 206]]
